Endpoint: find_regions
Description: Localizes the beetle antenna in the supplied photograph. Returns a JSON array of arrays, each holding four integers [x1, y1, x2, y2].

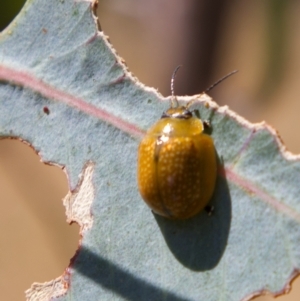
[[186, 70, 238, 109], [204, 70, 238, 93], [170, 65, 182, 108]]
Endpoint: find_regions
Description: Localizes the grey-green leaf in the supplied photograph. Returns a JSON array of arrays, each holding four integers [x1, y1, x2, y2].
[[0, 1, 300, 301]]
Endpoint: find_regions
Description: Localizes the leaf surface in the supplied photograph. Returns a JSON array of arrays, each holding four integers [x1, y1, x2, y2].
[[0, 1, 300, 301]]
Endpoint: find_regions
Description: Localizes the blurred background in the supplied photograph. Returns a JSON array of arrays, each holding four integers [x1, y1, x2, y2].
[[1, 0, 300, 300]]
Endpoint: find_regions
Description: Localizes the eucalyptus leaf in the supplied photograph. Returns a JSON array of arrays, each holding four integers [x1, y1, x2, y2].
[[0, 0, 300, 301]]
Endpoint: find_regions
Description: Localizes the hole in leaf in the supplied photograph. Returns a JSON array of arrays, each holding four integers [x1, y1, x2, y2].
[[0, 139, 79, 301]]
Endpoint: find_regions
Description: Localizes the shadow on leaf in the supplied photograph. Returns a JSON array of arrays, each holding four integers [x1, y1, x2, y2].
[[73, 246, 191, 301], [154, 167, 231, 271]]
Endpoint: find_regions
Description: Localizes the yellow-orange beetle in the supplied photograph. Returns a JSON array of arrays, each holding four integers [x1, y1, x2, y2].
[[137, 67, 236, 219]]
